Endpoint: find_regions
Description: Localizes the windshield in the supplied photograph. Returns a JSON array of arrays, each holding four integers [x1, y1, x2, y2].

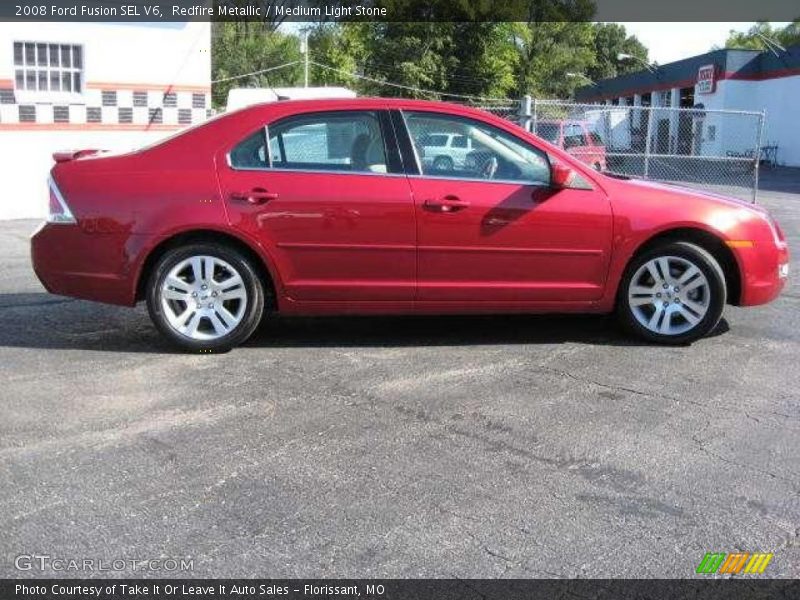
[[588, 130, 604, 145], [535, 123, 560, 143]]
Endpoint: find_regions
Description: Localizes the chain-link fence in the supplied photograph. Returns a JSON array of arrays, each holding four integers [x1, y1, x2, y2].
[[472, 98, 765, 203]]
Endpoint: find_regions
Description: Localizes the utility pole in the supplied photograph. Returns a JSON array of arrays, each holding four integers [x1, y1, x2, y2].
[[300, 28, 310, 88]]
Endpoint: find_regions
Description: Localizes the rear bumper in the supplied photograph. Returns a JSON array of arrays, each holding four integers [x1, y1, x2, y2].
[[736, 240, 790, 306], [31, 222, 138, 306]]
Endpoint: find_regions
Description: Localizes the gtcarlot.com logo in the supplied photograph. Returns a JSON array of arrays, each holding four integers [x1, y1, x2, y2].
[[696, 552, 773, 575], [15, 554, 194, 572]]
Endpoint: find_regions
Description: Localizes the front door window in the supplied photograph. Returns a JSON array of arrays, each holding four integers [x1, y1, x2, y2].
[[403, 111, 551, 184]]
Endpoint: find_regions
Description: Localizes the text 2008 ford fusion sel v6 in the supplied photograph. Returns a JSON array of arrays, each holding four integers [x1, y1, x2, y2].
[[32, 98, 789, 350]]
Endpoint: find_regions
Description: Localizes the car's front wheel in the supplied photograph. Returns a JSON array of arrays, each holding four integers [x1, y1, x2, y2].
[[146, 243, 265, 351], [617, 241, 726, 344]]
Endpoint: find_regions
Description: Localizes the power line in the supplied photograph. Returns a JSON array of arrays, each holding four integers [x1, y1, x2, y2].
[[212, 61, 302, 84], [309, 60, 512, 102], [361, 60, 515, 87], [210, 59, 515, 103]]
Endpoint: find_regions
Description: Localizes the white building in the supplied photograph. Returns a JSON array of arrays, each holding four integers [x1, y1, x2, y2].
[[575, 46, 800, 167], [0, 22, 211, 219]]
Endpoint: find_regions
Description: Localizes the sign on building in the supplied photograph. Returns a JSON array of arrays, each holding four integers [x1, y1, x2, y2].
[[696, 64, 716, 94]]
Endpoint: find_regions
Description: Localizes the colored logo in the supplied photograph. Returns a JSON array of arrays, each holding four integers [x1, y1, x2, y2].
[[696, 552, 773, 575]]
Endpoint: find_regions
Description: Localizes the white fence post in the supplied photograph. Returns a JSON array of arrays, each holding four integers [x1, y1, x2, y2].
[[644, 107, 653, 179], [753, 111, 765, 204]]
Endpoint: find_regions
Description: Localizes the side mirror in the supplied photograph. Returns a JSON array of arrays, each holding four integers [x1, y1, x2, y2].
[[550, 163, 574, 188]]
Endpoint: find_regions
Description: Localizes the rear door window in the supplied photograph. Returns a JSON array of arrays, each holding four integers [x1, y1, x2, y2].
[[229, 111, 390, 174]]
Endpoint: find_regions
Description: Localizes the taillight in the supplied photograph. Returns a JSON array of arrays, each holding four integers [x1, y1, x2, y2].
[[47, 177, 76, 224]]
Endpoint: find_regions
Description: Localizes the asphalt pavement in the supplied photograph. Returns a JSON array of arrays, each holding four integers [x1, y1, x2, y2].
[[1, 178, 799, 578]]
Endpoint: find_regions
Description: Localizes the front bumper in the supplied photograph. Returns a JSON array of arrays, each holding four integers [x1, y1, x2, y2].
[[736, 240, 790, 306]]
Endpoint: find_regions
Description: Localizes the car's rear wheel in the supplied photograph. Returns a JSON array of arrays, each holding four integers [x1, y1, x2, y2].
[[146, 243, 265, 351], [617, 241, 726, 344]]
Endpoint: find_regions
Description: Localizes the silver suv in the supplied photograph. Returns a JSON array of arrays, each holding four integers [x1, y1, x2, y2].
[[418, 133, 477, 171]]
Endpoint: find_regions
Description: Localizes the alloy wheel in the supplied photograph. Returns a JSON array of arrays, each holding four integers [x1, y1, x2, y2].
[[627, 255, 710, 336], [159, 255, 248, 340]]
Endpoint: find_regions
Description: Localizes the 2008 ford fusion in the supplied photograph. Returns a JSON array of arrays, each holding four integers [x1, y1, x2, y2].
[[32, 98, 789, 350]]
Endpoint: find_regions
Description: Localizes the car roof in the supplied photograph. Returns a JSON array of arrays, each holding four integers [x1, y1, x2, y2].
[[233, 96, 503, 119]]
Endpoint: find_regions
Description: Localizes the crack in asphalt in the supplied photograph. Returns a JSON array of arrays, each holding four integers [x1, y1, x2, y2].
[[691, 429, 800, 492], [535, 364, 800, 427]]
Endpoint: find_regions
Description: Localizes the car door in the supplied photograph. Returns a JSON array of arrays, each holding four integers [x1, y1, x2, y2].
[[217, 109, 416, 302], [396, 109, 613, 303]]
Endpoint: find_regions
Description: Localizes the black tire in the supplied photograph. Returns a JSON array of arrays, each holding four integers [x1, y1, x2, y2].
[[146, 243, 265, 352], [433, 156, 454, 171], [616, 241, 726, 345]]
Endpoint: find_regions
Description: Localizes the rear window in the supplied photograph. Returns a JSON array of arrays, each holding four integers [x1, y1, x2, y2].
[[229, 129, 266, 168]]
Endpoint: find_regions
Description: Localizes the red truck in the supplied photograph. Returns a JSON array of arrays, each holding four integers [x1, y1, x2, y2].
[[535, 120, 607, 172]]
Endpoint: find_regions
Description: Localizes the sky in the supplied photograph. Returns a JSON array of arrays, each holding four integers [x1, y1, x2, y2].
[[621, 22, 791, 65]]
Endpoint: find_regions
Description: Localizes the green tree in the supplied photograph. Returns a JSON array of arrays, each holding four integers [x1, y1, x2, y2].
[[332, 0, 523, 100], [355, 21, 457, 98], [307, 22, 366, 88], [212, 0, 657, 105], [446, 22, 519, 98], [211, 22, 303, 108], [587, 22, 649, 82], [515, 21, 597, 98], [725, 20, 800, 50], [509, 0, 598, 98]]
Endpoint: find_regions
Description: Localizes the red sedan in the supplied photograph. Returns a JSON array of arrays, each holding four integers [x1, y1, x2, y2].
[[32, 98, 789, 350]]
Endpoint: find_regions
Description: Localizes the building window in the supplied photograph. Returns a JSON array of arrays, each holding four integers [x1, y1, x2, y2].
[[13, 41, 83, 93], [19, 105, 36, 122], [0, 89, 14, 104], [148, 108, 163, 124], [53, 106, 69, 123], [133, 91, 148, 107], [118, 107, 133, 124], [192, 93, 206, 108], [87, 107, 101, 123], [163, 92, 177, 107], [102, 91, 117, 106], [178, 109, 192, 124]]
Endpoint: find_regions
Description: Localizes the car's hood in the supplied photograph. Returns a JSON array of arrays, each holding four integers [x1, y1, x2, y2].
[[622, 177, 769, 215]]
